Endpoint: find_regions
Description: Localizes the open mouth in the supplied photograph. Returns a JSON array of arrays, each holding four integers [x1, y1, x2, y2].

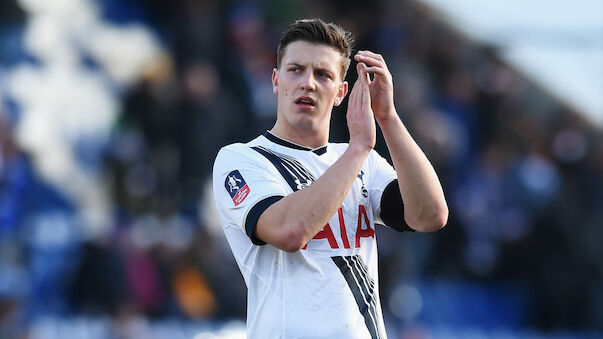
[[295, 96, 316, 107]]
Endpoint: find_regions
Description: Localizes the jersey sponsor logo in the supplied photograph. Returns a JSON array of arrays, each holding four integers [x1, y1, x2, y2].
[[225, 170, 250, 206], [302, 205, 375, 250]]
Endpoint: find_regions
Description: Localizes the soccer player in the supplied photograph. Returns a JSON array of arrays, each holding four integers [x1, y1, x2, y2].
[[212, 18, 448, 338]]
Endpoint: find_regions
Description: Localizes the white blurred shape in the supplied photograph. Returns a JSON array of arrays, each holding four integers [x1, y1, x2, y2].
[[193, 320, 246, 339], [163, 216, 194, 251], [18, 0, 81, 16], [85, 23, 164, 86], [130, 215, 162, 250], [416, 0, 603, 126], [114, 313, 152, 339], [9, 0, 166, 238], [23, 15, 78, 65], [502, 46, 603, 126], [389, 284, 423, 320], [10, 64, 118, 143], [9, 64, 115, 238], [19, 0, 99, 58]]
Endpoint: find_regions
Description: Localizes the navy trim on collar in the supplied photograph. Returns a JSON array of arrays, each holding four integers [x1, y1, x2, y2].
[[263, 131, 328, 155]]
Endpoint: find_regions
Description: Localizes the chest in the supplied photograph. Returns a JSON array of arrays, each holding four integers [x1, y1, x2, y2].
[[252, 146, 376, 252]]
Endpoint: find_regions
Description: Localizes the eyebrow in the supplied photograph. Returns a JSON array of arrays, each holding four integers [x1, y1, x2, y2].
[[285, 62, 336, 76], [285, 62, 305, 68]]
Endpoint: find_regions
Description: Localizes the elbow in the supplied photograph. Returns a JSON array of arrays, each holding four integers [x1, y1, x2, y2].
[[407, 203, 449, 232], [281, 243, 305, 253], [256, 215, 308, 252], [276, 223, 308, 253], [429, 206, 449, 231], [280, 238, 305, 253]]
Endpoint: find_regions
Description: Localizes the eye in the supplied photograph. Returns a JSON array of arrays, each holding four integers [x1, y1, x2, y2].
[[318, 71, 332, 79], [289, 67, 301, 73]]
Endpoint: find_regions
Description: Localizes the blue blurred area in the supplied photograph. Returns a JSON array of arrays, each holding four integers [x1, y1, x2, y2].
[[1, 0, 602, 338], [95, 0, 149, 25], [418, 281, 528, 328]]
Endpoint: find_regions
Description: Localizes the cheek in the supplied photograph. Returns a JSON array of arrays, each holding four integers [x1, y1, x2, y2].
[[329, 87, 340, 101]]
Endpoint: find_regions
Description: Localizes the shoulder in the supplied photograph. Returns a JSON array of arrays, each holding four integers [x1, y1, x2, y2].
[[215, 143, 249, 160], [214, 136, 266, 164]]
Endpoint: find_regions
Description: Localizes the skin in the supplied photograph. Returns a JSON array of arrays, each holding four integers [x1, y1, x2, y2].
[[270, 41, 349, 148], [257, 41, 448, 252]]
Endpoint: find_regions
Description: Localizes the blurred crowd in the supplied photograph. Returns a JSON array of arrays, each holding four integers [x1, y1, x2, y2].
[[1, 0, 602, 338]]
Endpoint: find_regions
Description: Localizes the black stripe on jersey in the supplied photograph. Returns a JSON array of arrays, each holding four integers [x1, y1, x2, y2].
[[332, 255, 383, 339], [245, 195, 284, 245], [380, 180, 414, 232], [349, 256, 382, 339], [251, 146, 316, 192], [263, 131, 328, 155], [351, 256, 376, 297]]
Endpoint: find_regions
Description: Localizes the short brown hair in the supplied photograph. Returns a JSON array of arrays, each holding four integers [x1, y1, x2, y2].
[[277, 18, 354, 80]]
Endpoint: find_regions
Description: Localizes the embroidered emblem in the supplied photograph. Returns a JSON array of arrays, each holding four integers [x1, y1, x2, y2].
[[225, 170, 250, 206]]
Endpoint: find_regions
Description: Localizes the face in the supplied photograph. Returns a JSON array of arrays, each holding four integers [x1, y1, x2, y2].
[[272, 41, 348, 135]]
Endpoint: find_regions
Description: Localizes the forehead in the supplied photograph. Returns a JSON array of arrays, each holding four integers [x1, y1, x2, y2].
[[281, 41, 344, 73]]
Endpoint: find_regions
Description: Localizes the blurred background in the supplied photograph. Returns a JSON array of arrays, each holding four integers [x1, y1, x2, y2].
[[1, 0, 602, 338]]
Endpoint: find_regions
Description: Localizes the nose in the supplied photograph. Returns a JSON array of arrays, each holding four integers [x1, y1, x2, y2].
[[300, 70, 316, 91]]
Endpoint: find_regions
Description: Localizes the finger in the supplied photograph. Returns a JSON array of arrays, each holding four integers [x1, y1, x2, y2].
[[354, 79, 362, 110], [356, 62, 365, 78], [357, 50, 385, 62], [362, 65, 391, 80], [350, 76, 361, 110], [354, 51, 388, 70], [357, 63, 371, 84], [361, 74, 371, 110], [354, 55, 384, 69], [357, 67, 371, 109]]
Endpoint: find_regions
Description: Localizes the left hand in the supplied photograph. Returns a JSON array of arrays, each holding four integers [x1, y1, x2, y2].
[[354, 51, 396, 121]]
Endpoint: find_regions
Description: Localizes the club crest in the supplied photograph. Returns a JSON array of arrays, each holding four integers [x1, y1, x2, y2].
[[225, 170, 250, 206], [357, 170, 368, 198]]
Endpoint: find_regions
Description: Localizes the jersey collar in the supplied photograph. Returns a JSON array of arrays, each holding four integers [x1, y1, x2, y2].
[[263, 131, 328, 155]]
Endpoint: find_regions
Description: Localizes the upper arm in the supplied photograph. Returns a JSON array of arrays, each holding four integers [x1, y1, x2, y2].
[[367, 150, 412, 232]]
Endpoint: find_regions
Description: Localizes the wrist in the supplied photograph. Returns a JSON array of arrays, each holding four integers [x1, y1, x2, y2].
[[346, 142, 372, 157], [375, 108, 399, 125]]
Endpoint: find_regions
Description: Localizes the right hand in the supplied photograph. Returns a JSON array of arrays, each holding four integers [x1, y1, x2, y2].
[[346, 62, 376, 152]]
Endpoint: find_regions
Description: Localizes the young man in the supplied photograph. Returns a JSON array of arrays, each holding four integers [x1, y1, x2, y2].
[[213, 19, 448, 338]]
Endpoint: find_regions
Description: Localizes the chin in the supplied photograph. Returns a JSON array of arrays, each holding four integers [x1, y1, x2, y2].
[[285, 115, 317, 130]]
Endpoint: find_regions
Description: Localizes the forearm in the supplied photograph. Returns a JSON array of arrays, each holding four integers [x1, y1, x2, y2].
[[377, 111, 448, 231], [256, 144, 370, 251]]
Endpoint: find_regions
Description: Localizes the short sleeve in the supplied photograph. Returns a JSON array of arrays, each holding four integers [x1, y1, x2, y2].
[[212, 144, 288, 245], [366, 149, 397, 219], [365, 150, 412, 232]]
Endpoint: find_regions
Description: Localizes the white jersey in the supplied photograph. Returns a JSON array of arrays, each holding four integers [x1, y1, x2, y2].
[[212, 131, 397, 339]]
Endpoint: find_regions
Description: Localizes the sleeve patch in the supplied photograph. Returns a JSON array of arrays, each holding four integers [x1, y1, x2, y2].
[[225, 170, 250, 206]]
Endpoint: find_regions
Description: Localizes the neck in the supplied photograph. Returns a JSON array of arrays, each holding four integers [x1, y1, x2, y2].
[[270, 121, 329, 149]]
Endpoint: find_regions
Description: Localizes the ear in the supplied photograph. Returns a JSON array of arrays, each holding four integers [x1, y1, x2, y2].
[[333, 81, 348, 106], [272, 68, 279, 94]]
